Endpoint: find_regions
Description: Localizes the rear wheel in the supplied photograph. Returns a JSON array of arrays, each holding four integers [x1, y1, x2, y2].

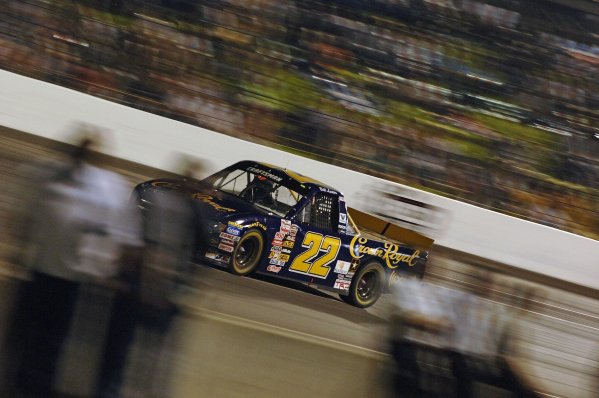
[[340, 262, 385, 308], [230, 229, 264, 276]]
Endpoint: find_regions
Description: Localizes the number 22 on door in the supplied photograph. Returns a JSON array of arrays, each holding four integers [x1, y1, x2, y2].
[[289, 232, 341, 278]]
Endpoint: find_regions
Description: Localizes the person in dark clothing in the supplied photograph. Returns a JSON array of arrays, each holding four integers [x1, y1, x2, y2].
[[15, 272, 81, 397], [94, 248, 143, 398], [449, 275, 540, 398], [95, 175, 198, 398], [12, 134, 140, 397]]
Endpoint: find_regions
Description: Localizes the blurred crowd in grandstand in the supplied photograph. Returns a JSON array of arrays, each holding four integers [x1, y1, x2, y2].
[[1, 0, 598, 239]]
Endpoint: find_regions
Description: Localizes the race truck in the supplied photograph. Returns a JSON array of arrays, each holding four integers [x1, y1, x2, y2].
[[133, 161, 433, 307]]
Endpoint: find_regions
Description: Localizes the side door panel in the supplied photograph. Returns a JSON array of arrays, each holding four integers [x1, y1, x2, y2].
[[271, 192, 357, 291], [284, 226, 342, 283]]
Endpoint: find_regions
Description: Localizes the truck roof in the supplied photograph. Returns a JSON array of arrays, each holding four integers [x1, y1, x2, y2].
[[237, 160, 339, 194]]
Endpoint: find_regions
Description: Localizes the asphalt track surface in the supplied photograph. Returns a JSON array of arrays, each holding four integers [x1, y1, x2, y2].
[[188, 264, 392, 350], [1, 126, 599, 397]]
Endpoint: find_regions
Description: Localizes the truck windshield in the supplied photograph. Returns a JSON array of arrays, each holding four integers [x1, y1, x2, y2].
[[205, 167, 303, 217]]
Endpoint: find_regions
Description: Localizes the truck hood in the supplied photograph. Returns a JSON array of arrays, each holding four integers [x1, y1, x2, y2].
[[136, 178, 270, 222]]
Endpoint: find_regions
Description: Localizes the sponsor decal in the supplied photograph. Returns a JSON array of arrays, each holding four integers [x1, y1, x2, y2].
[[227, 221, 267, 231], [220, 238, 236, 246], [268, 252, 290, 262], [281, 248, 292, 254], [226, 226, 241, 236], [267, 265, 282, 273], [228, 221, 243, 229], [349, 235, 420, 269], [271, 245, 282, 252], [339, 213, 347, 224], [219, 232, 240, 241], [334, 260, 351, 275], [272, 240, 283, 247], [245, 221, 267, 231], [290, 225, 298, 236], [206, 251, 230, 263], [280, 219, 291, 234], [269, 259, 285, 266], [215, 253, 230, 263], [275, 232, 285, 241], [283, 240, 295, 248], [192, 193, 236, 212], [334, 280, 351, 290], [247, 166, 283, 182], [205, 250, 217, 259], [318, 186, 337, 194], [218, 243, 234, 252]]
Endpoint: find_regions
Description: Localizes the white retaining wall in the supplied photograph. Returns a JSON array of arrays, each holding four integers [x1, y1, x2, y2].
[[1, 70, 597, 290]]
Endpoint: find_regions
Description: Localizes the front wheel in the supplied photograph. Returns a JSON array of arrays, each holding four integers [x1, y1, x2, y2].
[[230, 229, 264, 276], [340, 262, 385, 308]]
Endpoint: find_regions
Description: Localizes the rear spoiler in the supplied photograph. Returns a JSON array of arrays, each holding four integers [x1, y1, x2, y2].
[[347, 207, 434, 250]]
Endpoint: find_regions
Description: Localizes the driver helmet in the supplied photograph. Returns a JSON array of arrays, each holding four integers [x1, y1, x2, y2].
[[252, 175, 275, 191]]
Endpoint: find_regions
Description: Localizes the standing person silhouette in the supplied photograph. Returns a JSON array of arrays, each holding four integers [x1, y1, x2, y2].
[[95, 155, 201, 398], [13, 132, 141, 397]]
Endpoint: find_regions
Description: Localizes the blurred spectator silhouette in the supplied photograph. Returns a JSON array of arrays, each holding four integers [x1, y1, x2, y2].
[[500, 286, 544, 398], [390, 273, 541, 397], [449, 273, 538, 398], [95, 154, 202, 398], [1, 138, 72, 396], [389, 277, 456, 397], [9, 126, 142, 397]]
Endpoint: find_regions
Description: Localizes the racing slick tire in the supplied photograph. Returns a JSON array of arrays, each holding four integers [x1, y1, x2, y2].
[[340, 261, 385, 308], [230, 229, 264, 276]]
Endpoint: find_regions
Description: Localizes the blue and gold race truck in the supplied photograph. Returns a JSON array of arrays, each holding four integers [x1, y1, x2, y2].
[[134, 161, 433, 308]]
